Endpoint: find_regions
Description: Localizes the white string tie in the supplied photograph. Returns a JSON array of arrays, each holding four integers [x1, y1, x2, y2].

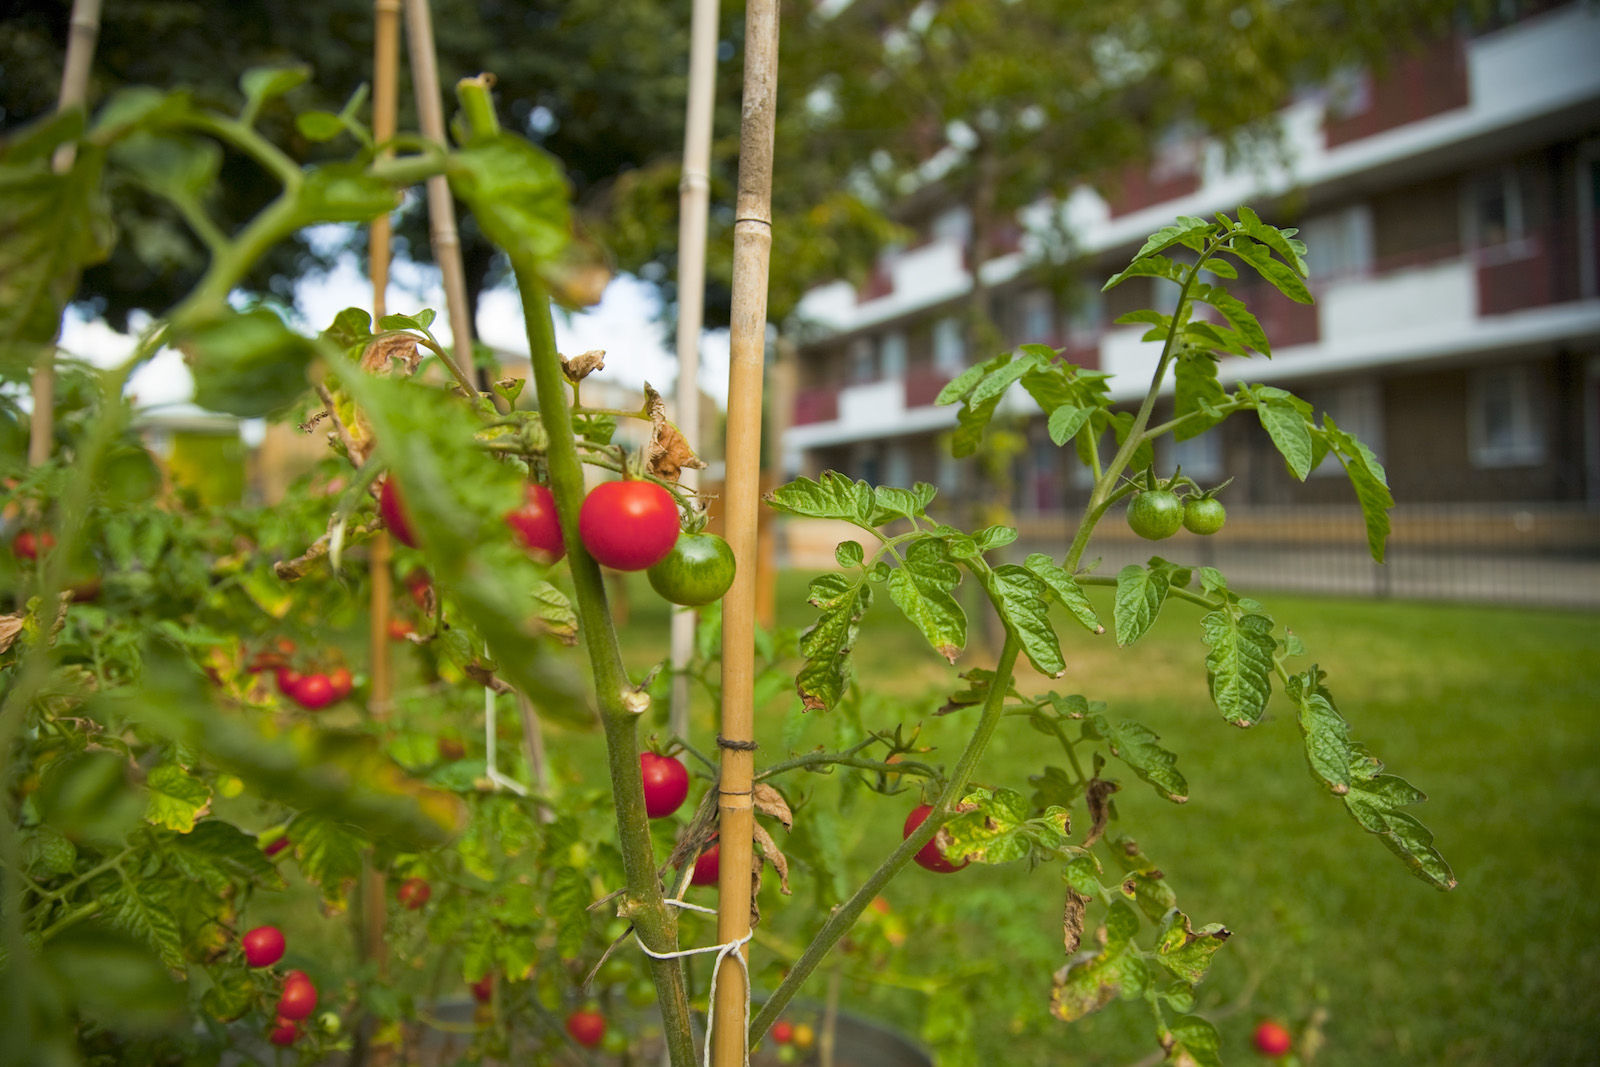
[[634, 897, 753, 1067]]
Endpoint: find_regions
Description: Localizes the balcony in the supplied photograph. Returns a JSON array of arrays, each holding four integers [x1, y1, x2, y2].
[[904, 369, 952, 408], [793, 385, 839, 426], [1324, 36, 1470, 147]]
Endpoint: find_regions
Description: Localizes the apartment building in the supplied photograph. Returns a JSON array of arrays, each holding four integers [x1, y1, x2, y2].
[[781, 4, 1600, 601]]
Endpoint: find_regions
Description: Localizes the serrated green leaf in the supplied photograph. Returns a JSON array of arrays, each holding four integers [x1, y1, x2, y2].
[[296, 162, 399, 224], [1114, 309, 1171, 328], [104, 878, 186, 970], [548, 867, 591, 959], [181, 308, 316, 418], [1131, 216, 1213, 263], [529, 579, 578, 644], [934, 361, 988, 405], [1062, 853, 1102, 898], [1183, 320, 1248, 357], [869, 484, 925, 524], [1102, 253, 1187, 292], [1256, 395, 1315, 480], [291, 812, 367, 910], [1051, 901, 1147, 1021], [1288, 670, 1351, 795], [1155, 910, 1231, 984], [835, 539, 865, 568], [1023, 553, 1102, 634], [110, 131, 222, 204], [1048, 403, 1094, 447], [1173, 352, 1229, 441], [201, 963, 255, 1022], [986, 564, 1065, 678], [767, 471, 875, 526], [1343, 771, 1454, 889], [887, 538, 965, 663], [1201, 611, 1275, 727], [1191, 282, 1270, 356], [945, 787, 1070, 865], [1324, 415, 1393, 563], [1228, 234, 1313, 304], [1101, 719, 1187, 802], [973, 525, 1018, 551], [143, 763, 212, 833], [952, 390, 1004, 458], [168, 820, 285, 893], [446, 133, 571, 272], [1113, 564, 1169, 647], [1168, 1014, 1225, 1067], [1237, 205, 1309, 276], [797, 573, 872, 711], [25, 826, 77, 879]]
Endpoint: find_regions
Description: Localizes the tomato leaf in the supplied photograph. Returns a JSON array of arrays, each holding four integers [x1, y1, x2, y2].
[[1191, 282, 1270, 356], [446, 132, 571, 272], [869, 483, 932, 524], [1173, 351, 1229, 441], [1023, 554, 1103, 635], [1084, 714, 1187, 803], [1047, 403, 1094, 447], [1322, 415, 1393, 563], [796, 573, 872, 712], [1342, 744, 1455, 890], [1226, 234, 1314, 304], [1200, 610, 1276, 727], [1050, 900, 1149, 1021], [1251, 386, 1315, 480], [887, 537, 966, 663], [1289, 667, 1353, 797], [180, 308, 318, 418], [104, 876, 186, 970], [984, 564, 1066, 678], [167, 820, 285, 893], [1168, 1014, 1225, 1067], [143, 763, 212, 833], [945, 787, 1070, 865], [548, 866, 592, 959], [1101, 252, 1186, 293], [1113, 563, 1172, 647], [291, 811, 367, 911], [766, 471, 876, 528], [1129, 215, 1212, 264], [1154, 909, 1232, 984]]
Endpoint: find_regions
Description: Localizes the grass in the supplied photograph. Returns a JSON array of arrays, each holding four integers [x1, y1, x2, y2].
[[608, 573, 1600, 1066]]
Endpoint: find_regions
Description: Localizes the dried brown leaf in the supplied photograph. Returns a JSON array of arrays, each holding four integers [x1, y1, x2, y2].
[[641, 382, 706, 484], [1083, 778, 1120, 848], [561, 349, 606, 383], [0, 613, 23, 654], [360, 333, 422, 376], [752, 823, 791, 897], [1062, 887, 1090, 955], [752, 783, 792, 832]]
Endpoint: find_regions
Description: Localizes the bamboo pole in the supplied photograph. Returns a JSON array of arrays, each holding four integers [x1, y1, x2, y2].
[[402, 0, 478, 393], [668, 0, 721, 743], [29, 0, 103, 469], [714, 2, 779, 1064]]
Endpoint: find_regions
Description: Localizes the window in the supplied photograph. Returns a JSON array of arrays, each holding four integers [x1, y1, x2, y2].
[[884, 443, 911, 489], [1299, 206, 1374, 281], [1065, 286, 1104, 347], [1470, 364, 1545, 467], [1019, 290, 1056, 344], [1169, 428, 1224, 482], [931, 206, 972, 246], [1463, 166, 1524, 250], [850, 337, 877, 383], [879, 331, 907, 380], [932, 317, 966, 376], [1310, 380, 1385, 477]]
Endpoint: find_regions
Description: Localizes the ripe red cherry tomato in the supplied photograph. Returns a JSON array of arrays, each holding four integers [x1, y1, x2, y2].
[[647, 532, 735, 606], [505, 483, 566, 563], [1252, 1020, 1292, 1057], [275, 667, 302, 695], [565, 1009, 606, 1048], [577, 481, 679, 571], [388, 618, 416, 641], [903, 804, 967, 873], [379, 478, 418, 548], [242, 925, 286, 968], [290, 673, 336, 711], [771, 1020, 794, 1045], [268, 1018, 298, 1046], [639, 752, 690, 819], [397, 877, 431, 911], [277, 972, 318, 1021], [691, 843, 719, 887], [327, 666, 353, 700], [12, 529, 54, 560], [470, 974, 494, 1004]]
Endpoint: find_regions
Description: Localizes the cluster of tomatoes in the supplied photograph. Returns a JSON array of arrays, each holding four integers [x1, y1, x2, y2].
[[1125, 485, 1227, 540], [245, 638, 354, 710], [237, 925, 320, 1047], [379, 475, 735, 607]]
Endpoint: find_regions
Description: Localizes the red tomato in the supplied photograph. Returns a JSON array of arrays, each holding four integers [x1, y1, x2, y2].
[[397, 877, 431, 911], [577, 481, 679, 571], [327, 666, 353, 700], [379, 478, 418, 548], [771, 1020, 794, 1045], [691, 843, 719, 887], [242, 925, 286, 968], [12, 529, 54, 560], [1252, 1020, 1292, 1057], [275, 667, 303, 694], [639, 752, 690, 819], [565, 1009, 606, 1048], [470, 974, 494, 1004], [388, 618, 415, 641], [290, 673, 336, 710], [268, 1018, 298, 1046], [277, 972, 318, 1021], [505, 483, 566, 563], [903, 804, 967, 874]]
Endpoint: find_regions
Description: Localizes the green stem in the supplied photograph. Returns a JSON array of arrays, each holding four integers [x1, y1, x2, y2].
[[749, 634, 1022, 1045], [184, 112, 302, 190], [513, 264, 695, 1067], [755, 752, 938, 784], [1075, 575, 1222, 612]]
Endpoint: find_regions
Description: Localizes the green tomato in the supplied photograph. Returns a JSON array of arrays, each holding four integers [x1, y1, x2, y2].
[[646, 532, 736, 607], [1126, 490, 1184, 540], [1182, 497, 1226, 535]]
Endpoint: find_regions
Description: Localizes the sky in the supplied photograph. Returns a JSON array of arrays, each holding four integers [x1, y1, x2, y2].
[[59, 241, 732, 414]]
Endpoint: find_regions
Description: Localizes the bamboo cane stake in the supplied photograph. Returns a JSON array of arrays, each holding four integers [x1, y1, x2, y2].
[[401, 0, 478, 395], [714, 2, 779, 1064], [28, 0, 103, 469], [668, 0, 721, 743]]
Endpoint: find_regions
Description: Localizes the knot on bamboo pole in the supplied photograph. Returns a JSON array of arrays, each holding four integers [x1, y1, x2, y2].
[[715, 736, 759, 752]]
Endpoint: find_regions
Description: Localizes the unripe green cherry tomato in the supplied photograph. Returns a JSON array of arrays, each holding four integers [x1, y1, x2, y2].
[[578, 481, 679, 571], [647, 532, 735, 606], [1126, 490, 1184, 540], [1183, 497, 1226, 535]]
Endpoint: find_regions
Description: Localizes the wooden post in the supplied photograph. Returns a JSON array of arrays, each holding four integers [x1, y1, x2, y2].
[[402, 0, 479, 395], [714, 1, 779, 1064], [669, 0, 721, 742], [29, 0, 103, 469]]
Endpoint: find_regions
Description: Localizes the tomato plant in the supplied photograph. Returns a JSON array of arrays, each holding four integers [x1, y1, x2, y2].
[[242, 926, 286, 968], [578, 479, 680, 571], [647, 530, 735, 606], [903, 804, 967, 874], [639, 751, 690, 818], [691, 842, 720, 886], [1184, 495, 1227, 535], [505, 482, 565, 562], [276, 972, 318, 1021]]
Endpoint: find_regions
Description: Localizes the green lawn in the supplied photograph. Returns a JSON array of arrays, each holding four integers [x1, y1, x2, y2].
[[611, 574, 1600, 1066]]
